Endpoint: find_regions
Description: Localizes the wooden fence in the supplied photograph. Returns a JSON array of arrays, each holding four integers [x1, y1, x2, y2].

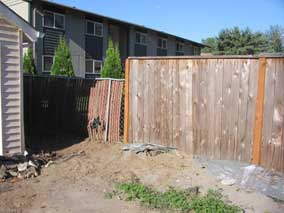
[[124, 56, 284, 172], [24, 75, 124, 149]]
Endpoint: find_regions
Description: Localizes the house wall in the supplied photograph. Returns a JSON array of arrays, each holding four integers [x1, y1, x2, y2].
[[0, 18, 24, 155], [2, 0, 30, 22], [65, 10, 85, 77], [4, 1, 203, 77]]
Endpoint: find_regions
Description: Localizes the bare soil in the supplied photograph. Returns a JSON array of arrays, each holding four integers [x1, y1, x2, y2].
[[0, 139, 283, 213]]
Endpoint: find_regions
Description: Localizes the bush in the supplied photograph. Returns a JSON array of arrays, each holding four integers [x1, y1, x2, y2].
[[101, 39, 123, 78], [50, 37, 75, 77], [23, 48, 36, 75]]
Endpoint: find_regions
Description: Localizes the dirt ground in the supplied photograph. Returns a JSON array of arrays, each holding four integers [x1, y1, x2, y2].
[[0, 139, 284, 213]]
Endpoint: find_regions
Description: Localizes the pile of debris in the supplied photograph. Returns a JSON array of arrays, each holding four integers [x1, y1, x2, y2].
[[123, 143, 176, 156], [0, 151, 56, 181]]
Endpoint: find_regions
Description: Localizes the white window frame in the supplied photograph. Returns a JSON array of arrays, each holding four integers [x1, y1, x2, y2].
[[158, 38, 167, 49], [176, 42, 184, 53], [42, 55, 54, 73], [85, 59, 103, 75], [43, 10, 65, 30], [135, 32, 147, 46], [85, 20, 104, 37]]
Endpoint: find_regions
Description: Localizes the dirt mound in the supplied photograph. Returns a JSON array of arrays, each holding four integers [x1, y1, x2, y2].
[[0, 139, 283, 213]]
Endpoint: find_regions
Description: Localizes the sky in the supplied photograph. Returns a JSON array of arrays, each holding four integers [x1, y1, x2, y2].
[[52, 0, 284, 43]]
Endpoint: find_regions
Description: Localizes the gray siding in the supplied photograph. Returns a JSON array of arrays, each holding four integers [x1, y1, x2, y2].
[[147, 31, 156, 56], [0, 18, 24, 155], [65, 11, 85, 77]]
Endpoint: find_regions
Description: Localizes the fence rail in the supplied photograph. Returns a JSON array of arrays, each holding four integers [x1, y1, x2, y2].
[[124, 56, 284, 172]]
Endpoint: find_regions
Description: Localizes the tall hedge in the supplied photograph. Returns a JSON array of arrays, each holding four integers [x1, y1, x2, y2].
[[50, 37, 75, 77], [101, 39, 123, 78], [23, 48, 36, 75]]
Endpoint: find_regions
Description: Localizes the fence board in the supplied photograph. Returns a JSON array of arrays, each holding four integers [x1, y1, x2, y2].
[[24, 76, 124, 149], [126, 57, 284, 172]]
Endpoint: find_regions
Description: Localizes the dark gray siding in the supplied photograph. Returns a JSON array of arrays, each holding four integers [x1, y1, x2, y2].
[[157, 48, 167, 56]]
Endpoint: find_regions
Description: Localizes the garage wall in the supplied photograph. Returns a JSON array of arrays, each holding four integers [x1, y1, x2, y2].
[[0, 17, 24, 155]]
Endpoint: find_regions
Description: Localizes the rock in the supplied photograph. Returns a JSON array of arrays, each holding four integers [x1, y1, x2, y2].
[[0, 165, 7, 179], [8, 170, 18, 177], [17, 162, 28, 172], [221, 178, 236, 186], [25, 167, 39, 179]]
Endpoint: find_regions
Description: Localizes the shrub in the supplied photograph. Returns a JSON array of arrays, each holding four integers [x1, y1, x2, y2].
[[23, 48, 36, 75], [50, 37, 75, 77], [101, 39, 123, 78]]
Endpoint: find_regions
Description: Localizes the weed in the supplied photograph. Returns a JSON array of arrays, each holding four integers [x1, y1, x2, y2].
[[104, 192, 113, 199], [116, 182, 242, 212]]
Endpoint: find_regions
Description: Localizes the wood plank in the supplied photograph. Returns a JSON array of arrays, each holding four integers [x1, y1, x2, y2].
[[153, 60, 162, 145], [244, 59, 259, 162], [270, 59, 284, 171], [178, 60, 188, 151], [147, 60, 156, 144], [221, 59, 233, 160], [187, 60, 193, 153], [136, 60, 144, 143], [130, 60, 139, 143], [252, 57, 266, 165], [213, 59, 224, 159], [230, 59, 241, 160], [172, 60, 180, 149], [143, 60, 150, 144], [192, 59, 200, 155], [166, 60, 174, 148]]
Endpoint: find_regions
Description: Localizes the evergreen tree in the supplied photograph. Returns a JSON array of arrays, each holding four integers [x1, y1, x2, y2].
[[50, 37, 74, 77], [23, 48, 36, 75], [202, 27, 271, 55], [266, 25, 284, 53], [101, 39, 123, 78]]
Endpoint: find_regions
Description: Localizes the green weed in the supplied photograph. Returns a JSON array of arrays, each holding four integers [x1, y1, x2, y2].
[[116, 182, 242, 212]]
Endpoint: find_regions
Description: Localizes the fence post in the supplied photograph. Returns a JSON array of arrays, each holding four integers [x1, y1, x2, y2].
[[252, 57, 266, 165], [123, 59, 130, 143], [104, 79, 112, 142]]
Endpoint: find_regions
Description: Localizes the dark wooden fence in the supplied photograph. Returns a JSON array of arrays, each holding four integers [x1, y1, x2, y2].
[[24, 75, 124, 149], [124, 56, 284, 172]]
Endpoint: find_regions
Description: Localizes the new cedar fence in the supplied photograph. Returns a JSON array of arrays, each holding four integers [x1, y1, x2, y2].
[[24, 75, 124, 148], [124, 56, 284, 172]]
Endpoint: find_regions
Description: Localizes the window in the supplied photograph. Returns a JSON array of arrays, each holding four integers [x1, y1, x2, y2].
[[86, 20, 103, 37], [43, 56, 54, 73], [86, 59, 102, 74], [176, 42, 184, 53], [136, 32, 147, 45], [158, 38, 167, 49], [44, 11, 65, 30]]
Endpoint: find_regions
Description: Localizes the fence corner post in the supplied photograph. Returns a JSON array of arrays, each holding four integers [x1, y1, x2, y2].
[[123, 59, 130, 144], [252, 57, 266, 165]]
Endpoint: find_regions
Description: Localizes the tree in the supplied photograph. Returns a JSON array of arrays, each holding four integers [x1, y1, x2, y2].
[[101, 39, 123, 78], [202, 27, 270, 55], [266, 25, 284, 53], [23, 48, 36, 75], [201, 37, 218, 54], [50, 37, 74, 77]]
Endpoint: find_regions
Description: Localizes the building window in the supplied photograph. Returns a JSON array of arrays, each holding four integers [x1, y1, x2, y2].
[[42, 55, 54, 73], [158, 38, 167, 49], [43, 11, 65, 30], [86, 59, 102, 74], [136, 32, 147, 45], [86, 20, 103, 37], [176, 42, 184, 53]]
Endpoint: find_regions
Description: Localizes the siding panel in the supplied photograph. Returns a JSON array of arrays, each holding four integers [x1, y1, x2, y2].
[[0, 18, 22, 155]]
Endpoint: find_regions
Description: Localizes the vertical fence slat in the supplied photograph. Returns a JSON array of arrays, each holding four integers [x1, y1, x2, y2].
[[252, 57, 266, 165]]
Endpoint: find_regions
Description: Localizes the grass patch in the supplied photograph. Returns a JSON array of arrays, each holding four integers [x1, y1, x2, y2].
[[115, 182, 242, 212]]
